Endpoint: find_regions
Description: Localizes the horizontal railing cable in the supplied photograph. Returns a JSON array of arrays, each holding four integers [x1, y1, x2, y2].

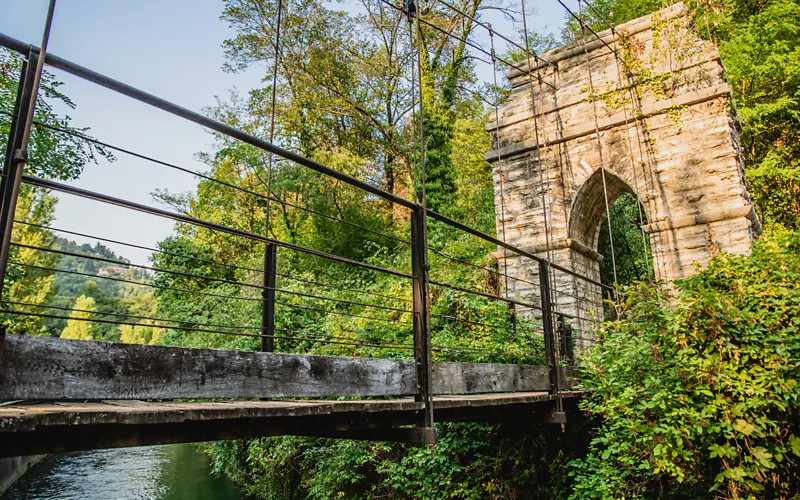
[[9, 260, 410, 314], [14, 243, 411, 312], [429, 247, 541, 290], [276, 300, 413, 325], [14, 219, 265, 275], [20, 175, 414, 279], [429, 279, 543, 311], [9, 114, 412, 246], [3, 300, 261, 331], [0, 308, 415, 350], [430, 312, 530, 331], [15, 220, 412, 303], [274, 272, 412, 303]]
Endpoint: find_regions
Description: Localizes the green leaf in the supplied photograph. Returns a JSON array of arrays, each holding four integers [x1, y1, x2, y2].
[[734, 419, 756, 436]]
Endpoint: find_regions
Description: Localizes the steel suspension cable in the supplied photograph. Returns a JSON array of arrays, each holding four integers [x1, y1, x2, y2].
[[577, 1, 618, 285], [487, 27, 511, 304], [264, 0, 284, 231], [6, 113, 411, 246], [578, 0, 653, 279], [519, 0, 558, 298], [374, 0, 556, 90], [433, 0, 556, 70]]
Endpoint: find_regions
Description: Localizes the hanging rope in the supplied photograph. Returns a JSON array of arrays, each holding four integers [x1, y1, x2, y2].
[[487, 27, 512, 306], [577, 1, 618, 285], [263, 0, 284, 234], [518, 0, 565, 421], [578, 0, 652, 280]]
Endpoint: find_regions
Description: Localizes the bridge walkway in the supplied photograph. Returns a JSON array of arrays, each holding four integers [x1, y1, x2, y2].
[[0, 392, 580, 457]]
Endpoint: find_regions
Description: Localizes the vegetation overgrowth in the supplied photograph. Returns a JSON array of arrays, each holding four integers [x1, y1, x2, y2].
[[1, 0, 799, 496], [572, 229, 800, 499]]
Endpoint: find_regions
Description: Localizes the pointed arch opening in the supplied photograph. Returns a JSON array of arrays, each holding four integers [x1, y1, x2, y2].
[[569, 168, 652, 286]]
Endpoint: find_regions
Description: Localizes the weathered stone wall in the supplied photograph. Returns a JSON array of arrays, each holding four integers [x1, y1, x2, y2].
[[486, 3, 760, 335]]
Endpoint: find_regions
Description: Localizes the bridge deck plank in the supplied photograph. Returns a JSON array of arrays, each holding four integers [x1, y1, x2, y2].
[[0, 392, 581, 456], [0, 392, 570, 431]]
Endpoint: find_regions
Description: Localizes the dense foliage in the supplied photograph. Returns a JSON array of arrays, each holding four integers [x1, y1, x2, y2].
[[203, 421, 592, 499], [571, 229, 800, 498], [0, 49, 112, 335]]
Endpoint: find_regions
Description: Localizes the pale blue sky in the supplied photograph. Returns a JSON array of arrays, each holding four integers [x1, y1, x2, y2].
[[0, 0, 571, 264]]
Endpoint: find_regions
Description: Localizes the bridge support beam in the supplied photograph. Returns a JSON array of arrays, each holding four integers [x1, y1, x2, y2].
[[260, 243, 277, 352], [411, 206, 435, 440]]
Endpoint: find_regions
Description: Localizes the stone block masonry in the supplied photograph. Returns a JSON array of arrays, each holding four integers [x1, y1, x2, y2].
[[486, 2, 760, 339]]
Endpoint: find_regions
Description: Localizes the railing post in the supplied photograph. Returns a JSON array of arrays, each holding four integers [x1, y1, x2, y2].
[[557, 314, 574, 363], [0, 50, 40, 354], [538, 260, 558, 396], [260, 243, 277, 352], [604, 287, 618, 321], [410, 205, 435, 443]]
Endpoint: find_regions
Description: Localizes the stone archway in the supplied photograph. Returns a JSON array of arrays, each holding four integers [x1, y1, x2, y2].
[[486, 3, 761, 328], [569, 167, 637, 261]]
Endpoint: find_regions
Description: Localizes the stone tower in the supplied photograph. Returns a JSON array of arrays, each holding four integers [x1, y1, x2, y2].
[[486, 3, 761, 335]]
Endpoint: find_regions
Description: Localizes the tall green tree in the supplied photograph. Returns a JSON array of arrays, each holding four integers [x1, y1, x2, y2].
[[0, 49, 112, 335], [60, 294, 96, 341]]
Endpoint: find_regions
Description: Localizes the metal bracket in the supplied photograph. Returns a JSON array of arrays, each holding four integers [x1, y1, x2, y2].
[[11, 149, 27, 162], [543, 411, 567, 425]]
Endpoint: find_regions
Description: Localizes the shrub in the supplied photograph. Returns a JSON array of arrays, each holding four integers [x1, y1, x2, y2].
[[570, 229, 800, 499]]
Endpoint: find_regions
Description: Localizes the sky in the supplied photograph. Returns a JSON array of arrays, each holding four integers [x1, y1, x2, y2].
[[0, 0, 572, 265]]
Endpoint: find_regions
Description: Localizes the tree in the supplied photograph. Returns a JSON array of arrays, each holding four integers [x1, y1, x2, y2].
[[1, 49, 113, 335], [119, 291, 165, 345], [597, 193, 652, 286], [60, 295, 97, 341]]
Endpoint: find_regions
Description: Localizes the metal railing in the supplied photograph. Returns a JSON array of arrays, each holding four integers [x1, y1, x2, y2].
[[0, 31, 613, 438]]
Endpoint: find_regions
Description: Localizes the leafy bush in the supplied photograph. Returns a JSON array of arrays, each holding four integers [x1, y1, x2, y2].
[[202, 420, 592, 499], [570, 229, 800, 499]]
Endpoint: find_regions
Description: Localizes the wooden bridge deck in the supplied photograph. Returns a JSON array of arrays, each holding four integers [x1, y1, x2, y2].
[[0, 335, 579, 456], [0, 392, 580, 457]]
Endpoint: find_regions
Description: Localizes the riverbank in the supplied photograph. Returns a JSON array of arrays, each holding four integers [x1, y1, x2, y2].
[[0, 455, 47, 497]]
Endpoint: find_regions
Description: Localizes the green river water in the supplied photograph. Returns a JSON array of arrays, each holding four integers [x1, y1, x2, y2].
[[2, 444, 246, 500]]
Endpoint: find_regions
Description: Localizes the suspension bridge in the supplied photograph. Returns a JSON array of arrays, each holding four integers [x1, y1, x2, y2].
[[0, 0, 757, 458]]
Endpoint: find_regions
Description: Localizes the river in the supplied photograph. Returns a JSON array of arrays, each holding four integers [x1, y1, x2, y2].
[[1, 444, 247, 500]]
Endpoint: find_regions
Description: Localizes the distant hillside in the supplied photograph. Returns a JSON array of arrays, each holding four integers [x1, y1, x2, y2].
[[43, 238, 153, 340]]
